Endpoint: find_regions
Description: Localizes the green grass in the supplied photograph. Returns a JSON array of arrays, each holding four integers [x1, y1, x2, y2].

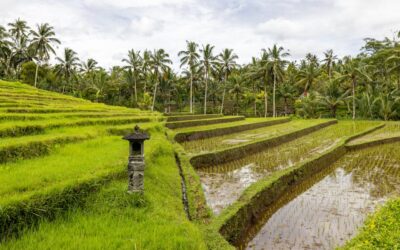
[[341, 198, 400, 249], [0, 125, 208, 250], [0, 136, 127, 206]]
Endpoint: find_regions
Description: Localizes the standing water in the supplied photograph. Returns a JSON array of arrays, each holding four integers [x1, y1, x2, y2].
[[242, 142, 400, 249], [198, 121, 378, 214]]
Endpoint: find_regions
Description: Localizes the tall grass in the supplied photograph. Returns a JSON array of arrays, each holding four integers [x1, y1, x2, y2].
[[0, 126, 208, 250]]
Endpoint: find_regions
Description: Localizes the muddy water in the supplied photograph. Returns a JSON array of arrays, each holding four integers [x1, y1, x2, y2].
[[199, 121, 378, 214], [242, 143, 400, 250]]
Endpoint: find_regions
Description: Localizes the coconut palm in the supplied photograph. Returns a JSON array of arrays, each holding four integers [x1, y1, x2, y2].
[[322, 49, 337, 79], [218, 48, 238, 114], [338, 58, 371, 119], [200, 44, 216, 114], [54, 48, 80, 93], [8, 18, 29, 41], [376, 89, 400, 120], [142, 50, 152, 93], [297, 59, 320, 97], [246, 50, 272, 117], [30, 23, 60, 87], [229, 75, 244, 115], [80, 58, 98, 74], [317, 79, 350, 117], [178, 41, 200, 113], [122, 49, 142, 103], [277, 82, 297, 116], [86, 69, 108, 102], [150, 49, 172, 111], [267, 44, 289, 117]]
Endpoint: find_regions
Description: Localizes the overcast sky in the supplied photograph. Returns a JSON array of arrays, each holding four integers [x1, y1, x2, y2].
[[1, 0, 399, 70]]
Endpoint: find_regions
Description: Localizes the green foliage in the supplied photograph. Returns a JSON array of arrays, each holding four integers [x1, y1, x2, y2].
[[341, 199, 400, 249]]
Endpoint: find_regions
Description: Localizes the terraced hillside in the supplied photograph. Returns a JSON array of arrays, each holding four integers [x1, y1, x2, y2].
[[0, 81, 215, 249], [2, 80, 399, 250]]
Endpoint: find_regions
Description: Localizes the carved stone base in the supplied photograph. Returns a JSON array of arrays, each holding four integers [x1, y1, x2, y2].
[[128, 156, 145, 193]]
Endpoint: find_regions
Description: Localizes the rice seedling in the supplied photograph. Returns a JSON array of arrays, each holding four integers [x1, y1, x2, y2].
[[243, 142, 400, 249], [199, 121, 379, 214], [348, 121, 400, 145], [166, 116, 245, 129], [182, 119, 328, 154]]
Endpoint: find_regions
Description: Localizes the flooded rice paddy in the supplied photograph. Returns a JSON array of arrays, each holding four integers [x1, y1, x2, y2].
[[242, 142, 400, 250], [181, 119, 325, 154], [198, 121, 379, 214], [349, 121, 400, 145]]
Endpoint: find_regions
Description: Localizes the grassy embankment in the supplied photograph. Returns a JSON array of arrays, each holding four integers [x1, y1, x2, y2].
[[0, 80, 214, 249]]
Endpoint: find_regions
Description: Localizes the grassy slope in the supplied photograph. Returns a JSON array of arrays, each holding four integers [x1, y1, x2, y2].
[[1, 125, 207, 250], [0, 80, 210, 249]]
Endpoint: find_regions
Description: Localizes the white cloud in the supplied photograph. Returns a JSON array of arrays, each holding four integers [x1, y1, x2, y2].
[[130, 17, 163, 36]]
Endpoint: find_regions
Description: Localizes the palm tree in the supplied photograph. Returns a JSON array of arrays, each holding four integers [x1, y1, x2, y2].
[[8, 18, 29, 41], [150, 49, 172, 111], [142, 50, 152, 93], [80, 58, 98, 91], [317, 79, 350, 117], [297, 59, 320, 96], [268, 44, 289, 117], [249, 51, 272, 117], [86, 69, 108, 102], [376, 89, 400, 120], [80, 58, 98, 74], [229, 75, 244, 115], [338, 58, 371, 119], [178, 41, 199, 113], [30, 23, 60, 87], [218, 48, 238, 114], [122, 49, 142, 103], [55, 48, 80, 93], [200, 44, 216, 114], [277, 82, 297, 116], [322, 49, 337, 79]]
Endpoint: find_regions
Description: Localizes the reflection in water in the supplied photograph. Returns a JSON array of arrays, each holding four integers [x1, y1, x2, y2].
[[199, 121, 378, 214], [243, 143, 400, 250], [200, 163, 263, 214]]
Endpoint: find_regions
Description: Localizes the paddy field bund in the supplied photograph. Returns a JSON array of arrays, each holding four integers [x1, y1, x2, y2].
[[1, 80, 399, 249]]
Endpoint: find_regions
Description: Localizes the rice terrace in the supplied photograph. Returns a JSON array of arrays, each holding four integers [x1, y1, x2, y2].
[[1, 1, 400, 249]]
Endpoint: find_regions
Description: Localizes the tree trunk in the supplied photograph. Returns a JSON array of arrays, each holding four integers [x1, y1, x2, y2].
[[190, 73, 193, 113], [34, 61, 39, 88], [352, 78, 356, 120], [151, 82, 157, 111], [220, 71, 227, 114], [264, 81, 268, 117], [134, 75, 137, 104], [204, 71, 208, 114], [273, 72, 276, 117], [151, 72, 158, 112], [236, 94, 239, 115], [284, 98, 288, 116], [253, 82, 257, 117], [168, 91, 171, 113]]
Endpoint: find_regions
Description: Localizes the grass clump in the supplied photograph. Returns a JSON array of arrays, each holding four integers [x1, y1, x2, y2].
[[341, 198, 400, 249]]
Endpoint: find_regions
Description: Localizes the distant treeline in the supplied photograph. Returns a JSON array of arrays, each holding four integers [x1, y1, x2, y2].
[[0, 19, 399, 119]]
